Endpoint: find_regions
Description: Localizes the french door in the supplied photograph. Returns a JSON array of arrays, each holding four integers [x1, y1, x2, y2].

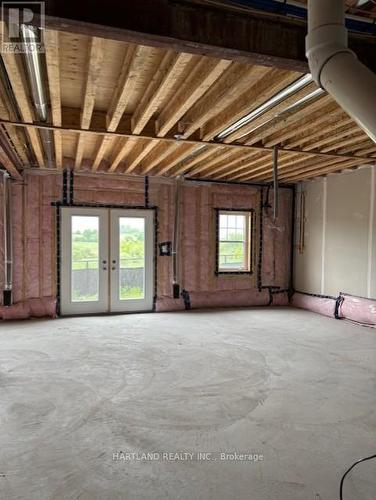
[[60, 207, 154, 315]]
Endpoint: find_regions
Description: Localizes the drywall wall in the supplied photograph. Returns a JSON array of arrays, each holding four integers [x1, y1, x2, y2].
[[294, 178, 324, 294], [0, 171, 293, 317], [294, 165, 376, 299]]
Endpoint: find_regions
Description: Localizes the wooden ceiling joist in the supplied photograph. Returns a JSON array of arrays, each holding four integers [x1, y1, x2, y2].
[[243, 94, 333, 146], [131, 51, 194, 135], [263, 103, 342, 148], [201, 69, 300, 142], [44, 29, 62, 169], [284, 116, 353, 151], [156, 57, 231, 137], [106, 44, 151, 133], [179, 63, 267, 140], [154, 143, 198, 176], [222, 81, 318, 144], [138, 142, 180, 175], [0, 26, 375, 183], [0, 143, 22, 179]]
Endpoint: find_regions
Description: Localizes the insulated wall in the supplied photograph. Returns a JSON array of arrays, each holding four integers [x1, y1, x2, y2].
[[294, 166, 376, 299], [0, 171, 293, 318]]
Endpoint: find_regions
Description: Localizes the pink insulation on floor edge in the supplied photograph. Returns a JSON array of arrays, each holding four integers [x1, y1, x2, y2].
[[155, 289, 271, 312], [189, 289, 270, 309], [155, 297, 185, 312], [0, 297, 57, 320], [291, 292, 336, 318], [339, 294, 376, 327], [271, 292, 289, 306]]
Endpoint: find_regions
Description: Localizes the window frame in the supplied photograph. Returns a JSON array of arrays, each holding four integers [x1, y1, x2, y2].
[[215, 208, 255, 275]]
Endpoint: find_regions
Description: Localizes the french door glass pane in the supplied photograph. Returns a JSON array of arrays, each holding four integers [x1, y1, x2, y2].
[[71, 216, 99, 302], [119, 217, 145, 300]]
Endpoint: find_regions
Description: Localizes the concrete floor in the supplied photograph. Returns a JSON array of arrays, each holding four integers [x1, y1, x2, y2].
[[0, 307, 375, 500]]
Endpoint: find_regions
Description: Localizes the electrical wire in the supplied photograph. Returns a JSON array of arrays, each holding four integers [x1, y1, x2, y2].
[[339, 453, 376, 499]]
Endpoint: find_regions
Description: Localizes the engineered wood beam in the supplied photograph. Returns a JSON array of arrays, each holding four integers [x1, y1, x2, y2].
[[3, 117, 374, 165]]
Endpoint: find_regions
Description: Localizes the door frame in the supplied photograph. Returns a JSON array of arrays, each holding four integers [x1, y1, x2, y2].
[[58, 204, 157, 316]]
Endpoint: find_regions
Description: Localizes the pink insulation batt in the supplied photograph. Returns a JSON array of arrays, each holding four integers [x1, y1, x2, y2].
[[338, 294, 376, 327], [1, 172, 294, 318], [291, 292, 336, 318]]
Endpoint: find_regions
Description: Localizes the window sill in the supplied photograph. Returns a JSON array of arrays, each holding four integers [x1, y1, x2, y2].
[[215, 271, 253, 276]]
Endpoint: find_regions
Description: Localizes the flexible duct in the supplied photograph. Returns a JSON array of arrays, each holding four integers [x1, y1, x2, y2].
[[20, 24, 54, 168], [2, 171, 12, 306], [306, 0, 376, 144]]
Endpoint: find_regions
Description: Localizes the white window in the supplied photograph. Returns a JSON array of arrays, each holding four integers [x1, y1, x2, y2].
[[217, 210, 253, 273]]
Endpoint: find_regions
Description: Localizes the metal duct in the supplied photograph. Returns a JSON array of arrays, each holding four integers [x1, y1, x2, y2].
[[20, 24, 54, 167], [2, 171, 12, 306], [272, 146, 279, 221], [172, 176, 183, 298], [306, 0, 376, 143]]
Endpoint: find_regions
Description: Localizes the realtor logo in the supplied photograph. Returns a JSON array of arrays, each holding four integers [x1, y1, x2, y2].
[[1, 1, 45, 53]]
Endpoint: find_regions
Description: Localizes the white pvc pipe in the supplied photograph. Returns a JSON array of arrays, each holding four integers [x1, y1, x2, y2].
[[306, 0, 376, 144]]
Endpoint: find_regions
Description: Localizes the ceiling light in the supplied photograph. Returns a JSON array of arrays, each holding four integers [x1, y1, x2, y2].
[[216, 73, 313, 141]]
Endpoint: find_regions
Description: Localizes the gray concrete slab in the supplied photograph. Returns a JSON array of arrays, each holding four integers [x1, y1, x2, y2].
[[0, 307, 375, 500]]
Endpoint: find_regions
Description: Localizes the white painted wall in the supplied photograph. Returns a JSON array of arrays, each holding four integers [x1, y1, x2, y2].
[[294, 166, 376, 298]]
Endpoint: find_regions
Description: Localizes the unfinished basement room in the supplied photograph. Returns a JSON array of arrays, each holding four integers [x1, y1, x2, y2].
[[0, 0, 376, 499]]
